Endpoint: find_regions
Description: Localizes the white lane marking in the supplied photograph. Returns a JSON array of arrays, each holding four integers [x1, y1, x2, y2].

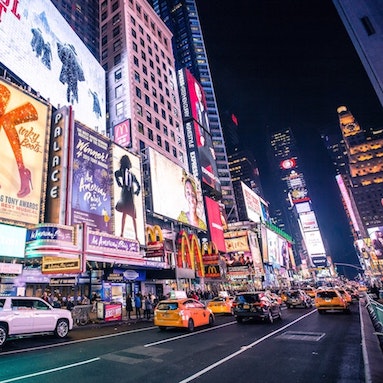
[[144, 322, 235, 347], [0, 326, 156, 356], [0, 358, 100, 383], [179, 310, 316, 383]]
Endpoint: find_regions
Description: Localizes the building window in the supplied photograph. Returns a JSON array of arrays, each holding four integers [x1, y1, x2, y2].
[[116, 101, 124, 117], [361, 16, 376, 36], [153, 102, 158, 113], [155, 118, 160, 129], [133, 41, 138, 52], [114, 53, 121, 65], [115, 84, 123, 98], [136, 103, 143, 116], [101, 49, 108, 60], [113, 39, 122, 51], [133, 56, 139, 66], [134, 71, 140, 82], [163, 125, 168, 136], [101, 11, 107, 21], [165, 141, 170, 152], [112, 14, 120, 25], [143, 79, 149, 90], [148, 128, 153, 141], [132, 28, 136, 38], [146, 111, 152, 123], [112, 1, 119, 12], [130, 15, 136, 25], [135, 87, 141, 99], [172, 146, 177, 158], [142, 65, 147, 75], [139, 25, 144, 35], [102, 35, 107, 46], [152, 87, 157, 97], [113, 26, 120, 37], [145, 94, 150, 106], [138, 121, 144, 134], [157, 135, 162, 147], [115, 69, 122, 81]]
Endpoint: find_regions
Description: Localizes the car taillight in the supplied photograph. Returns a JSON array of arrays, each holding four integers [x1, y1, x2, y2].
[[232, 302, 237, 308]]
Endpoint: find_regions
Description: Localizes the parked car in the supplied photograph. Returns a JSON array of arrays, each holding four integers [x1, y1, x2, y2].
[[314, 288, 349, 314], [0, 296, 74, 346], [285, 290, 313, 308], [154, 297, 214, 332], [232, 292, 282, 323], [207, 296, 234, 315]]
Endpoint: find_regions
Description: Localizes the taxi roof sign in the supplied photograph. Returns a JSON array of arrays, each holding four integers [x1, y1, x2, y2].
[[169, 290, 187, 299]]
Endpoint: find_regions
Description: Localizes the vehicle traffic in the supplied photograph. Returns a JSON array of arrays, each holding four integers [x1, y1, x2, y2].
[[315, 288, 350, 314], [0, 296, 74, 346], [153, 292, 215, 332], [232, 291, 282, 323], [207, 296, 234, 315], [285, 289, 313, 309]]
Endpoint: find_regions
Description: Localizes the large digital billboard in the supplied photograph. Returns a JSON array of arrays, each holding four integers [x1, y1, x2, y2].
[[241, 182, 262, 223], [67, 122, 112, 233], [177, 69, 220, 193], [205, 196, 226, 252], [111, 144, 145, 244], [303, 230, 326, 256], [149, 148, 207, 230], [299, 211, 319, 232], [0, 79, 50, 225], [0, 0, 106, 131], [367, 226, 383, 260]]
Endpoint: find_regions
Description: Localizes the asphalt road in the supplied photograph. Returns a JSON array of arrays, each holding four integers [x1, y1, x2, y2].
[[0, 304, 364, 383]]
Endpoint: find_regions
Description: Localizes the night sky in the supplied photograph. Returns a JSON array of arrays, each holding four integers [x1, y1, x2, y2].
[[195, 0, 383, 277]]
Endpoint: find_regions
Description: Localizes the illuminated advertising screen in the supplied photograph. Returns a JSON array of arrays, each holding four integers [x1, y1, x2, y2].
[[286, 171, 310, 204], [149, 148, 207, 230], [261, 225, 269, 263], [0, 223, 27, 258], [303, 230, 326, 256], [295, 201, 311, 214], [367, 226, 383, 260], [266, 229, 278, 265], [205, 196, 226, 252], [0, 0, 106, 131], [45, 107, 72, 224], [241, 182, 261, 223], [278, 236, 289, 268], [0, 79, 50, 225], [299, 211, 318, 232], [68, 122, 112, 233], [248, 231, 264, 273], [113, 119, 132, 148], [111, 145, 145, 244], [177, 69, 220, 193]]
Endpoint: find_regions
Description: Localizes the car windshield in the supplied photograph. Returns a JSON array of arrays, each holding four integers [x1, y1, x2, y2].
[[288, 291, 300, 298]]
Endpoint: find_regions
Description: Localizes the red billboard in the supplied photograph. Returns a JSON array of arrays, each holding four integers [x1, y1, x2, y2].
[[205, 196, 226, 252]]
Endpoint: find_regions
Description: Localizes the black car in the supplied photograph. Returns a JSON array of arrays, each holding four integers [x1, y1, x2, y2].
[[285, 290, 313, 308], [232, 292, 282, 323]]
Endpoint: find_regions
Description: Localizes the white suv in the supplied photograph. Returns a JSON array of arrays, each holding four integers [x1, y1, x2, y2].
[[0, 296, 73, 346]]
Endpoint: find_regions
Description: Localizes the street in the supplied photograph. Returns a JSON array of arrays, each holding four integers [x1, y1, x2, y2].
[[0, 304, 364, 383]]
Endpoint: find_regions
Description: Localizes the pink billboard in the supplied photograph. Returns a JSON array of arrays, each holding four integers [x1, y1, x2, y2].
[[205, 196, 226, 252], [0, 79, 50, 225]]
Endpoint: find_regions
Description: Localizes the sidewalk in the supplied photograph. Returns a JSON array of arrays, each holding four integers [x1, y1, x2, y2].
[[359, 299, 383, 383]]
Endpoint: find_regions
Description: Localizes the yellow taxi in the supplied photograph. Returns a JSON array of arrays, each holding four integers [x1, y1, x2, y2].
[[154, 292, 215, 332], [207, 296, 234, 315], [336, 287, 352, 306], [315, 288, 350, 314], [302, 286, 316, 299]]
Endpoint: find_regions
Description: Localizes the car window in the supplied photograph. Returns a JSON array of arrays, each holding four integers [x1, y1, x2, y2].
[[236, 294, 260, 303], [0, 299, 5, 310], [34, 300, 50, 310], [317, 291, 337, 299], [157, 302, 178, 310], [12, 299, 34, 310]]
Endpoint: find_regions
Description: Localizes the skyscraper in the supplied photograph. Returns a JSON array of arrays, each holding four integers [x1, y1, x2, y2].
[[51, 0, 100, 60], [148, 0, 239, 222], [333, 0, 383, 108]]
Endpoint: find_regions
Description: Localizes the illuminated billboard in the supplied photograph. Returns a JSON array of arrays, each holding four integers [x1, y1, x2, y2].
[[177, 69, 220, 193], [67, 122, 112, 233], [205, 196, 226, 252], [303, 230, 326, 256], [0, 79, 50, 225], [113, 119, 131, 148], [0, 223, 27, 258], [111, 144, 145, 244], [149, 148, 207, 230], [299, 211, 318, 232], [367, 226, 383, 260], [241, 182, 261, 223], [0, 0, 106, 131], [285, 170, 310, 204]]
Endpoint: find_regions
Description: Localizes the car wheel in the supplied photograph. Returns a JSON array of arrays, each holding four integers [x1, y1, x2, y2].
[[268, 310, 274, 324], [159, 326, 167, 331], [55, 319, 69, 338], [0, 324, 7, 346], [188, 318, 195, 332], [236, 317, 243, 323], [318, 310, 325, 314], [208, 315, 214, 326]]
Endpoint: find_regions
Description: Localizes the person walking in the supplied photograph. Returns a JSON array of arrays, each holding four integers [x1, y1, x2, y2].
[[126, 294, 133, 320], [134, 293, 142, 319]]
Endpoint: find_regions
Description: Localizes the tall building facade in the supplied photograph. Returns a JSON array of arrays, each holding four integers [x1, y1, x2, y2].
[[51, 0, 100, 60], [333, 0, 383, 108], [268, 128, 330, 274], [147, 0, 239, 222]]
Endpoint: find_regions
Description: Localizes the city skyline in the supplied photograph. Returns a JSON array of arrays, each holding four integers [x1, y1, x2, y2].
[[195, 0, 383, 275]]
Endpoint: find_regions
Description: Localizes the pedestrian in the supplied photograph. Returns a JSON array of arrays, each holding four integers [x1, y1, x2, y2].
[[134, 293, 142, 319], [126, 294, 133, 320], [144, 295, 153, 319]]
